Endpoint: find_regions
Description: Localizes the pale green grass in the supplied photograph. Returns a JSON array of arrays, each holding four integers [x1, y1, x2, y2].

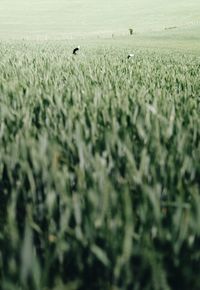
[[0, 0, 200, 38]]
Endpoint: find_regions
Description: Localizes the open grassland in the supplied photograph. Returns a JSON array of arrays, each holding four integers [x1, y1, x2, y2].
[[82, 28, 200, 56], [0, 0, 200, 38], [0, 41, 200, 290]]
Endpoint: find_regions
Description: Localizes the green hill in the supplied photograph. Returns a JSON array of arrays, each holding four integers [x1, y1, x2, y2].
[[0, 0, 200, 38]]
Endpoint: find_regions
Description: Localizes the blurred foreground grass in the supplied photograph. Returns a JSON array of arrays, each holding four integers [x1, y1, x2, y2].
[[0, 41, 200, 290]]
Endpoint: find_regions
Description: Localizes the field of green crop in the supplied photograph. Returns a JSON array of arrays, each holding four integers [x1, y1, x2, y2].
[[1, 0, 200, 39], [0, 40, 200, 290]]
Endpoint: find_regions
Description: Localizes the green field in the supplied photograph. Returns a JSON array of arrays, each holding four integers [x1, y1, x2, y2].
[[0, 0, 200, 38], [0, 39, 200, 290], [0, 0, 200, 289]]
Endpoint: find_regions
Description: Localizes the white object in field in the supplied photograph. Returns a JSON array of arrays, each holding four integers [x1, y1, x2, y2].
[[73, 46, 80, 55], [127, 53, 134, 59]]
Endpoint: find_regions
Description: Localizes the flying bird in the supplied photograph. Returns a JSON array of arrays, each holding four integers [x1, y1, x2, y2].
[[73, 46, 80, 55]]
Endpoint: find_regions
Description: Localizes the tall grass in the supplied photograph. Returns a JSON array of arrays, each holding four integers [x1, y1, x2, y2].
[[0, 41, 200, 290]]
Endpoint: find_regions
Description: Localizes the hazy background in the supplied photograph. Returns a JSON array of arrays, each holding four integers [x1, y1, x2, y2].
[[0, 0, 200, 39]]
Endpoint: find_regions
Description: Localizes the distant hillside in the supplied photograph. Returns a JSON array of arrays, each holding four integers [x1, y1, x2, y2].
[[0, 0, 200, 38]]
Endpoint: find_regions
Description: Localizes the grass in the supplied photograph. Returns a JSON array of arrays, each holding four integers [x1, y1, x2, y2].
[[0, 0, 200, 38], [0, 40, 200, 290]]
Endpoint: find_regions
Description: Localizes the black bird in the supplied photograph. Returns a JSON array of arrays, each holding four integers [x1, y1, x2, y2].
[[73, 46, 80, 55], [127, 53, 134, 59]]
